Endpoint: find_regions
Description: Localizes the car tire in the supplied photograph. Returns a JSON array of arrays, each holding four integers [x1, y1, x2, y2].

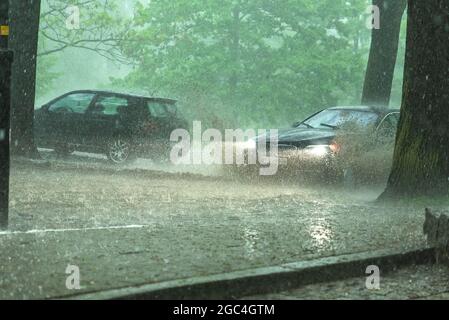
[[107, 137, 135, 164]]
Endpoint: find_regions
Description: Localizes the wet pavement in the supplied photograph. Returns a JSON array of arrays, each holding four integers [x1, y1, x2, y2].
[[244, 264, 449, 300], [0, 153, 442, 299]]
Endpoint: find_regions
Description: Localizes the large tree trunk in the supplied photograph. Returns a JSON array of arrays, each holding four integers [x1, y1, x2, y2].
[[380, 0, 449, 198], [9, 0, 41, 158], [0, 1, 12, 230], [361, 0, 406, 107]]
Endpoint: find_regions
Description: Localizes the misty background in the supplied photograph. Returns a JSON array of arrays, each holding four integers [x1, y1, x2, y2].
[[35, 0, 406, 129]]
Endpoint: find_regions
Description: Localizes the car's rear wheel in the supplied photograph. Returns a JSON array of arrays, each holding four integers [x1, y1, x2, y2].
[[107, 137, 134, 164]]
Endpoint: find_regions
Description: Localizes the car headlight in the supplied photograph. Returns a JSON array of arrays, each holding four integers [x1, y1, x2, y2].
[[240, 138, 257, 150], [303, 145, 331, 157]]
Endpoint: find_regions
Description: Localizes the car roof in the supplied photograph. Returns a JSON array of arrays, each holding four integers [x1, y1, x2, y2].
[[66, 90, 177, 104], [327, 105, 400, 114]]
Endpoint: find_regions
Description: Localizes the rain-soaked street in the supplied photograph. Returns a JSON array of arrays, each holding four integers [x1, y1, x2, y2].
[[1, 0, 449, 306], [0, 152, 433, 299]]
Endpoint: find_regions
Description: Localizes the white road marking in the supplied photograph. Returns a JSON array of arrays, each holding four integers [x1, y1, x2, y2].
[[0, 224, 151, 236]]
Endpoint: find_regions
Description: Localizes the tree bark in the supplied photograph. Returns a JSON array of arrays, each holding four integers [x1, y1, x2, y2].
[[9, 0, 41, 158], [380, 0, 449, 198], [361, 0, 406, 107], [0, 1, 12, 230]]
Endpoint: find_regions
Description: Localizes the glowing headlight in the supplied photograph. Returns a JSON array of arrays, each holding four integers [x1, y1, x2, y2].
[[240, 139, 257, 150], [303, 145, 331, 157]]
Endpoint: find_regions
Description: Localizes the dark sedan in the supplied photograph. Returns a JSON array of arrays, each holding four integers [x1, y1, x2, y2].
[[252, 106, 400, 182], [272, 106, 400, 152], [34, 90, 188, 163]]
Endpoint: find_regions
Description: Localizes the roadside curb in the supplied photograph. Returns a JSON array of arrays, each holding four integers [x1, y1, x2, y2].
[[62, 247, 435, 300]]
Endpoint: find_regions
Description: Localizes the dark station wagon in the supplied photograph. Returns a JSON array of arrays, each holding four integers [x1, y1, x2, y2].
[[34, 90, 188, 163]]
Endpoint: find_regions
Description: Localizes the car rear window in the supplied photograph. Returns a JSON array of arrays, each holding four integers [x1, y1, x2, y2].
[[94, 96, 129, 115], [147, 102, 168, 117]]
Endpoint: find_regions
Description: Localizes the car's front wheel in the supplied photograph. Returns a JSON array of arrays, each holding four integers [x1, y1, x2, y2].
[[107, 137, 134, 164]]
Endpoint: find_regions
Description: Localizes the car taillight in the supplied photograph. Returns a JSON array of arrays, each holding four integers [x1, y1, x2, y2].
[[329, 141, 341, 154]]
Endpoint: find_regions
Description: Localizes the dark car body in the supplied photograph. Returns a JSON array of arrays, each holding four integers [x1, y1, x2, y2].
[[249, 106, 400, 183], [257, 106, 400, 152], [34, 90, 188, 163]]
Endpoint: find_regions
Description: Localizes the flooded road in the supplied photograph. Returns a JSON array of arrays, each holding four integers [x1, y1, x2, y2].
[[0, 152, 433, 298]]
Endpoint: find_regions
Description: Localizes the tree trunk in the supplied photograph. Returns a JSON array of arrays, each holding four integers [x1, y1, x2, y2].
[[380, 0, 449, 198], [361, 0, 406, 107], [0, 1, 12, 230], [9, 0, 41, 158]]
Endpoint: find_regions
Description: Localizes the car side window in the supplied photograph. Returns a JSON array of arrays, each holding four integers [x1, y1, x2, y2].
[[377, 113, 399, 138], [48, 93, 95, 114], [92, 96, 129, 115], [147, 102, 168, 118]]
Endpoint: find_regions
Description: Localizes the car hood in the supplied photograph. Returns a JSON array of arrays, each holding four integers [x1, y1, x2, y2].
[[256, 127, 336, 146]]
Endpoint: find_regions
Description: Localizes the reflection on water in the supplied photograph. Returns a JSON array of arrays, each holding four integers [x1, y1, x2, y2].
[[243, 227, 260, 260], [308, 218, 333, 250], [240, 217, 334, 260]]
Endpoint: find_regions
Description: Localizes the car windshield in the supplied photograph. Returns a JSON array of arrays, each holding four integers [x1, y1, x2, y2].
[[300, 109, 379, 129]]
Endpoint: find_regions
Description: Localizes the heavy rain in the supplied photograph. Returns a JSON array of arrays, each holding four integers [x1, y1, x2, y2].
[[0, 0, 449, 305]]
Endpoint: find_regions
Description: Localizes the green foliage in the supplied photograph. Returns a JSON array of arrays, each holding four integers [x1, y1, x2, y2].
[[390, 16, 407, 108], [36, 39, 61, 100], [35, 0, 407, 128], [114, 0, 372, 128], [39, 0, 128, 61], [35, 54, 60, 100], [36, 0, 131, 103]]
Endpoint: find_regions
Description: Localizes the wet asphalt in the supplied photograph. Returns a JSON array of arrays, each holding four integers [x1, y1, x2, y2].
[[0, 151, 438, 299]]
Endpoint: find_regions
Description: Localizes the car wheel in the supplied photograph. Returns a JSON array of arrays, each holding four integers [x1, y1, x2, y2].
[[107, 137, 134, 164]]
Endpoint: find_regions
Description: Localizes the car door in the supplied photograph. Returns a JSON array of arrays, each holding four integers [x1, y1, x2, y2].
[[41, 92, 95, 147], [84, 94, 133, 149]]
